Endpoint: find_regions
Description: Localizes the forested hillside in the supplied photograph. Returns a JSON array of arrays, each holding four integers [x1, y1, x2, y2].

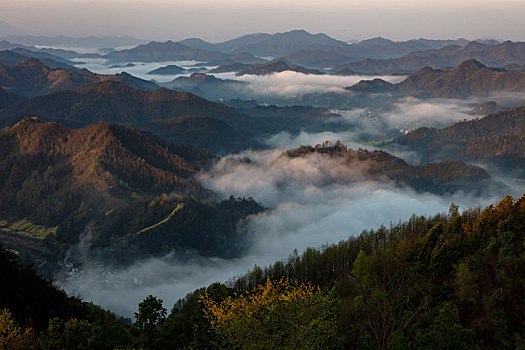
[[161, 193, 525, 349], [0, 59, 157, 97], [0, 80, 261, 153], [2, 193, 525, 349], [285, 142, 497, 195], [0, 118, 263, 269], [392, 105, 525, 175]]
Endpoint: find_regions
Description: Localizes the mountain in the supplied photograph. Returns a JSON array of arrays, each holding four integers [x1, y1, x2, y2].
[[285, 143, 494, 195], [176, 38, 217, 51], [0, 117, 264, 267], [341, 41, 525, 74], [176, 33, 485, 60], [504, 63, 525, 72], [8, 47, 77, 66], [236, 59, 324, 76], [0, 80, 261, 153], [0, 40, 100, 61], [104, 40, 231, 63], [229, 52, 267, 64], [0, 50, 29, 66], [0, 58, 158, 97], [204, 53, 266, 66], [332, 67, 357, 76], [0, 86, 23, 109], [209, 62, 253, 73], [347, 59, 525, 98], [335, 37, 475, 60], [145, 116, 260, 153], [181, 30, 349, 57], [282, 49, 357, 69], [237, 104, 341, 134], [1, 34, 146, 49], [0, 244, 91, 330], [347, 78, 395, 93], [396, 60, 525, 98], [0, 48, 76, 69], [146, 64, 186, 75], [470, 101, 509, 115], [4, 117, 204, 193], [278, 38, 499, 70], [390, 105, 525, 175], [0, 80, 249, 126], [275, 38, 501, 70], [163, 73, 249, 101]]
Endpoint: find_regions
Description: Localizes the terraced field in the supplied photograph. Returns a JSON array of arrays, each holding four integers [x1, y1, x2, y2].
[[0, 218, 58, 240]]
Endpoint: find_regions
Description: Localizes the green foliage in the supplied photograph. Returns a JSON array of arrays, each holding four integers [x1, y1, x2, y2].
[[285, 143, 490, 195], [202, 278, 339, 350], [0, 218, 57, 240], [133, 295, 167, 350], [411, 303, 475, 350], [3, 178, 525, 349]]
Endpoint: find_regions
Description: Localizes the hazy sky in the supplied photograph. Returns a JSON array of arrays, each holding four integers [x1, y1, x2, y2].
[[1, 0, 524, 42]]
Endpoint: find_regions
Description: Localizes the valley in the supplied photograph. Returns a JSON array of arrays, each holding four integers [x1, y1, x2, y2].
[[1, 17, 525, 348]]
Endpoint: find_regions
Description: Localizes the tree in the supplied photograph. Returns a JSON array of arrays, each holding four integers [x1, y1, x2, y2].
[[133, 295, 167, 349], [0, 309, 35, 350], [201, 277, 338, 349]]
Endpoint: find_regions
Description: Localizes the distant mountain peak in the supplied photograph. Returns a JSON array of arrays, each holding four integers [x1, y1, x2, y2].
[[15, 57, 47, 68], [455, 59, 486, 72], [410, 66, 442, 77]]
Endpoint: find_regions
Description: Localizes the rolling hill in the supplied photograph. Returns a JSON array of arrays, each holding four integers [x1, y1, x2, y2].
[[0, 58, 158, 97], [347, 59, 525, 98], [341, 41, 525, 74], [0, 117, 263, 267], [285, 143, 496, 195], [390, 105, 525, 175], [236, 59, 324, 76], [186, 29, 349, 57], [0, 80, 261, 153], [104, 40, 230, 63]]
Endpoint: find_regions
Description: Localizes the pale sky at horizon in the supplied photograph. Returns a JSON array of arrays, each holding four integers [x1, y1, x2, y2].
[[1, 0, 524, 42]]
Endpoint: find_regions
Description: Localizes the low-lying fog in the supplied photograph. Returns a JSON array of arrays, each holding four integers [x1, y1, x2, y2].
[[58, 144, 501, 317], [72, 58, 405, 96], [72, 58, 206, 83], [60, 58, 523, 318]]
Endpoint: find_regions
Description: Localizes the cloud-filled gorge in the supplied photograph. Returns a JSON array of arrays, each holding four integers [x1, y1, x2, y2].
[[54, 56, 522, 318], [59, 148, 499, 317]]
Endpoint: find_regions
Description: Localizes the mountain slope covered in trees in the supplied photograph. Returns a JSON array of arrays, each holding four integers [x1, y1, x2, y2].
[[390, 105, 525, 176], [5, 193, 524, 349], [347, 59, 525, 98], [285, 143, 498, 195], [0, 59, 158, 97], [0, 118, 263, 269]]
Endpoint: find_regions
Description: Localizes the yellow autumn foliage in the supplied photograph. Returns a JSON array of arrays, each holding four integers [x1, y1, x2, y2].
[[0, 309, 35, 350], [201, 277, 337, 350]]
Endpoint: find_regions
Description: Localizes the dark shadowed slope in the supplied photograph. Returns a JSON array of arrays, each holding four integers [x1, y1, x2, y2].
[[104, 40, 230, 63], [347, 59, 525, 98], [0, 80, 261, 153], [285, 143, 495, 195], [390, 105, 525, 175], [0, 58, 158, 97], [341, 41, 525, 74], [236, 59, 324, 76]]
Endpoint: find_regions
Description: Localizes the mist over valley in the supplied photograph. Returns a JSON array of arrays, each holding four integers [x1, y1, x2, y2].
[[1, 16, 525, 348]]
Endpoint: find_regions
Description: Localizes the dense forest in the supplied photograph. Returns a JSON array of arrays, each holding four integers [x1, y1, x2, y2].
[[2, 193, 525, 349], [285, 142, 498, 195], [0, 118, 264, 269], [391, 105, 525, 176]]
